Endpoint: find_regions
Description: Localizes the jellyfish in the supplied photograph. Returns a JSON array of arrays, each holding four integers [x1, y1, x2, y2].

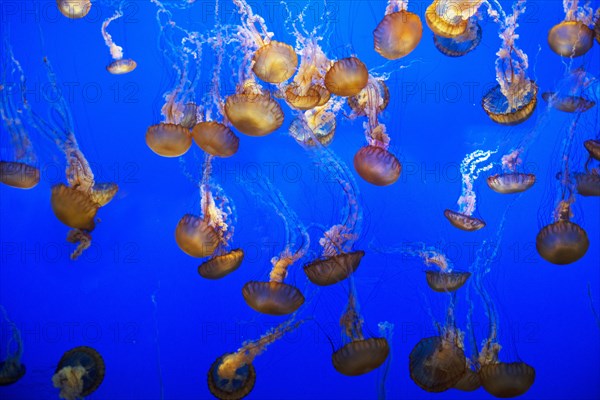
[[433, 18, 482, 57], [102, 8, 137, 74], [0, 41, 39, 189], [548, 0, 595, 57], [542, 67, 597, 113], [207, 318, 301, 400], [21, 55, 117, 260], [332, 284, 390, 376], [324, 57, 369, 97], [575, 170, 600, 196], [373, 0, 423, 60], [584, 139, 600, 160], [146, 0, 203, 157], [0, 306, 25, 386], [487, 150, 536, 194], [52, 346, 105, 400], [482, 0, 538, 125], [422, 252, 471, 293], [425, 0, 483, 38], [377, 322, 394, 400], [352, 76, 401, 186], [56, 0, 91, 19], [445, 149, 496, 231], [242, 178, 309, 315]]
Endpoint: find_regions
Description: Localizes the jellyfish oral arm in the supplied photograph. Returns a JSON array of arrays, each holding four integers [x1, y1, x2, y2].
[[102, 10, 125, 62]]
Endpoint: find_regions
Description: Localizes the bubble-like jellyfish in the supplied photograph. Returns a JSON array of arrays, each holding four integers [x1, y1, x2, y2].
[[433, 18, 482, 57], [102, 8, 137, 74], [373, 0, 423, 60], [0, 306, 25, 386], [333, 284, 390, 376], [548, 0, 595, 57], [23, 56, 117, 260], [421, 251, 471, 292], [425, 0, 483, 38], [208, 318, 301, 400], [542, 67, 597, 113], [242, 178, 309, 315], [0, 41, 39, 189], [483, 0, 537, 125], [56, 0, 91, 19], [324, 57, 369, 98], [445, 149, 496, 231], [352, 76, 401, 186], [52, 346, 105, 400], [146, 1, 202, 157], [487, 150, 536, 194]]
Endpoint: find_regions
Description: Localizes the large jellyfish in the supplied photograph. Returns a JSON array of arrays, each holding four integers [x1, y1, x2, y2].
[[425, 0, 483, 38], [101, 7, 137, 75], [0, 41, 39, 189], [52, 346, 105, 400], [352, 76, 401, 186], [23, 56, 117, 260], [56, 0, 92, 19], [242, 178, 309, 315], [483, 0, 538, 125], [548, 0, 596, 57], [324, 57, 369, 98], [445, 149, 496, 231], [0, 306, 25, 386], [207, 318, 301, 400], [146, 0, 202, 157], [333, 282, 390, 376], [373, 0, 423, 60]]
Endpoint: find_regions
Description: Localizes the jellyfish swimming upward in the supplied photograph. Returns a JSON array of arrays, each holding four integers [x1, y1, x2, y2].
[[0, 306, 25, 386], [101, 7, 137, 74], [373, 0, 423, 60]]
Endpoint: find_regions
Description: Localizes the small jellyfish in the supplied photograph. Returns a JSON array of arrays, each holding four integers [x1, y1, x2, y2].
[[207, 319, 301, 400], [333, 288, 389, 376], [409, 335, 466, 392], [0, 306, 26, 386], [289, 108, 337, 147], [542, 92, 595, 113], [542, 68, 597, 113], [252, 41, 298, 84], [56, 0, 91, 19], [479, 362, 535, 398], [584, 139, 600, 160], [198, 249, 244, 279], [548, 0, 595, 57], [324, 57, 369, 97], [444, 209, 486, 231], [487, 173, 536, 194], [304, 251, 364, 286], [102, 9, 137, 74], [433, 18, 482, 57], [420, 249, 471, 292], [175, 214, 220, 258], [347, 79, 390, 116], [425, 0, 483, 38], [52, 346, 105, 400], [373, 1, 423, 60], [192, 121, 239, 158], [575, 171, 600, 196]]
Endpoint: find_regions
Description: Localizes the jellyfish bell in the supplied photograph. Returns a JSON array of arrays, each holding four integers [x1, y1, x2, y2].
[[332, 337, 389, 376], [482, 81, 538, 125], [480, 362, 535, 398], [536, 220, 589, 265], [224, 87, 284, 137], [304, 250, 364, 286], [52, 346, 105, 400], [51, 184, 98, 231], [191, 121, 240, 158], [409, 336, 467, 392], [425, 1, 468, 38], [0, 161, 40, 189], [289, 110, 336, 147], [548, 21, 594, 57], [373, 10, 423, 60], [207, 353, 256, 400], [575, 172, 600, 197], [453, 367, 481, 392], [433, 20, 482, 57], [90, 182, 119, 207], [324, 57, 369, 97], [541, 91, 595, 113], [198, 249, 244, 280], [175, 214, 219, 258], [0, 360, 26, 386], [347, 80, 390, 116], [180, 103, 198, 130], [252, 41, 298, 84], [145, 123, 192, 157], [444, 209, 485, 231], [56, 0, 91, 19], [106, 59, 137, 75], [284, 84, 321, 110], [353, 146, 401, 186], [584, 139, 600, 161], [425, 270, 471, 292], [242, 281, 304, 315], [487, 173, 536, 194]]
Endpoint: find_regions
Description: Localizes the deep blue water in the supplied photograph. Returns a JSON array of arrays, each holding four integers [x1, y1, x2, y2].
[[1, 0, 599, 399]]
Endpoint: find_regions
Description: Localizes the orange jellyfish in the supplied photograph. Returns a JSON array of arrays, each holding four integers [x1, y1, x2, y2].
[[445, 149, 496, 231], [482, 0, 537, 125], [347, 79, 390, 117], [102, 9, 137, 74], [584, 139, 600, 160], [548, 0, 595, 57], [487, 150, 536, 194], [575, 170, 600, 196], [208, 319, 301, 400], [325, 57, 369, 97], [242, 178, 308, 315], [56, 0, 91, 19], [352, 76, 401, 186], [0, 306, 25, 386], [192, 122, 239, 158], [425, 1, 483, 38], [480, 362, 535, 398], [0, 44, 39, 189], [421, 252, 471, 292], [289, 107, 337, 147], [333, 286, 390, 376], [542, 68, 597, 113], [373, 0, 423, 60], [52, 346, 105, 400], [433, 18, 482, 57]]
